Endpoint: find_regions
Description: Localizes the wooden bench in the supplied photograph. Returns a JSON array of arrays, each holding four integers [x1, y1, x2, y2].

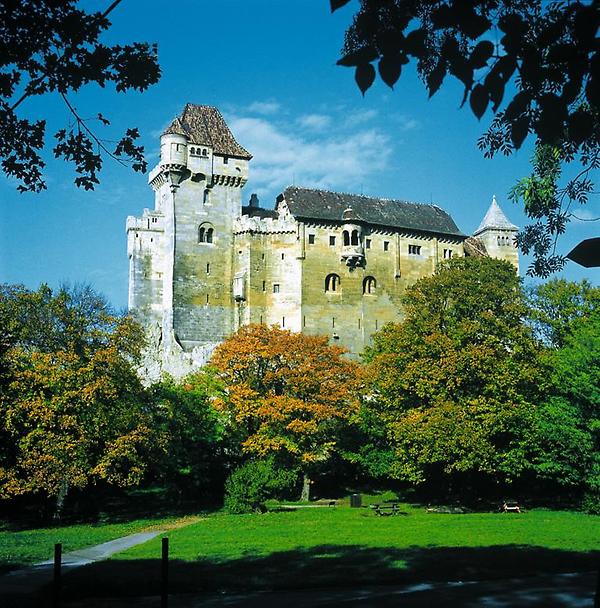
[[502, 500, 521, 513]]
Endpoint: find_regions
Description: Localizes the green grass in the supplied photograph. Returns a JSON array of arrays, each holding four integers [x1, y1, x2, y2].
[[58, 504, 600, 600], [0, 515, 184, 574]]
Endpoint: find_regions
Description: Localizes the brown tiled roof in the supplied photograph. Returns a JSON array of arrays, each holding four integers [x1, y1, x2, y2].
[[163, 104, 252, 160], [463, 236, 488, 257], [280, 187, 465, 237]]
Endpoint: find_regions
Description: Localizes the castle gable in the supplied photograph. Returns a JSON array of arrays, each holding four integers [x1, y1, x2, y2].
[[279, 186, 464, 237], [163, 104, 252, 160]]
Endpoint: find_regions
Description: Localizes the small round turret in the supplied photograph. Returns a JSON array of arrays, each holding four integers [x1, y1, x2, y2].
[[160, 133, 188, 167]]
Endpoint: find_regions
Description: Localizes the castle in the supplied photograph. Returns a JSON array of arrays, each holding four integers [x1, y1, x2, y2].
[[127, 104, 519, 379]]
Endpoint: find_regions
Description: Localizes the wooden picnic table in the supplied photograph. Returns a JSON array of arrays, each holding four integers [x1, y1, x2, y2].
[[369, 502, 401, 516]]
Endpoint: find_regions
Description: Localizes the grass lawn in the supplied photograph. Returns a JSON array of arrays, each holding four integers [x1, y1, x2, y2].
[[58, 502, 600, 600], [0, 515, 192, 574]]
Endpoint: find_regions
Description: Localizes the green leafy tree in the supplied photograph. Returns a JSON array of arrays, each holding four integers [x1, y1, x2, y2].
[[148, 370, 229, 499], [365, 257, 545, 492], [333, 0, 599, 275], [0, 284, 154, 518], [1, 0, 160, 191], [533, 282, 600, 503]]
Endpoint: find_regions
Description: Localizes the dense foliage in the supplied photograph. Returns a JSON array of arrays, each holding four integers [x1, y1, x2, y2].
[[365, 257, 545, 491], [1, 270, 597, 516], [0, 284, 154, 517], [333, 0, 600, 276], [224, 458, 298, 514]]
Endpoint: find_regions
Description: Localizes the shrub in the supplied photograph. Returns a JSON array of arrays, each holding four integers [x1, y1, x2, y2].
[[224, 459, 297, 514], [581, 491, 600, 515]]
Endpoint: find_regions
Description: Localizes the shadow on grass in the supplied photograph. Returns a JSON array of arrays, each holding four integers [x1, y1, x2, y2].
[[54, 544, 599, 602]]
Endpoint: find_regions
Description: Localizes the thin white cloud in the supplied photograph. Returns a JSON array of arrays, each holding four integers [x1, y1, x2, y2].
[[247, 101, 281, 115], [297, 113, 331, 131], [344, 109, 378, 127], [228, 114, 392, 200]]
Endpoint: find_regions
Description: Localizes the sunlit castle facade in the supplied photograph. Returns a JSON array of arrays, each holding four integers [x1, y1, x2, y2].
[[127, 104, 519, 380]]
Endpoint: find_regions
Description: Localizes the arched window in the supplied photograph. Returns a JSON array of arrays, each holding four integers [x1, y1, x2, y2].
[[343, 230, 350, 246], [325, 273, 341, 293], [202, 148, 208, 156], [190, 147, 196, 155], [203, 188, 210, 205], [351, 230, 359, 246], [363, 276, 376, 295], [199, 223, 214, 243]]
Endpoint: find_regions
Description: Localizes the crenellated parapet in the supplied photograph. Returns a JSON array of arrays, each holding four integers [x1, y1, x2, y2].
[[234, 213, 297, 235]]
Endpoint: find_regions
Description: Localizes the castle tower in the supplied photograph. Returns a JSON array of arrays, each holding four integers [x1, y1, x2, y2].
[[473, 195, 519, 272], [127, 105, 251, 376]]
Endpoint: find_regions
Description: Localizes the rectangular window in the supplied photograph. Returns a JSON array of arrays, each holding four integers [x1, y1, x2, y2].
[[383, 241, 389, 251], [365, 239, 371, 249], [308, 234, 315, 245], [332, 317, 335, 328], [262, 253, 265, 260], [281, 253, 285, 260], [206, 263, 210, 274], [358, 318, 361, 329], [223, 156, 229, 164], [273, 284, 280, 293], [206, 294, 209, 304], [329, 235, 336, 246], [262, 280, 266, 292], [443, 248, 453, 259], [409, 244, 422, 255]]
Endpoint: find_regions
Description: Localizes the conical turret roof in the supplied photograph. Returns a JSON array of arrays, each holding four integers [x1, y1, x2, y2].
[[474, 195, 518, 235]]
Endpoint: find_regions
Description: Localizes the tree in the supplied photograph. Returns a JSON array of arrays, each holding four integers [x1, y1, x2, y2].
[[147, 370, 229, 499], [0, 284, 155, 518], [529, 279, 600, 502], [210, 324, 362, 501], [1, 0, 160, 192], [333, 0, 599, 276], [365, 257, 546, 492]]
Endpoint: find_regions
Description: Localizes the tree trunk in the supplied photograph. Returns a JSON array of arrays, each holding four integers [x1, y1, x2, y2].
[[54, 477, 69, 521], [300, 472, 311, 502]]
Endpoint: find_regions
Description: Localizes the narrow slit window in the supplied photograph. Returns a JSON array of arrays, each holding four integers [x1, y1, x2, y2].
[[206, 263, 210, 274], [365, 238, 371, 249], [383, 241, 389, 251], [329, 235, 336, 246], [308, 234, 315, 245]]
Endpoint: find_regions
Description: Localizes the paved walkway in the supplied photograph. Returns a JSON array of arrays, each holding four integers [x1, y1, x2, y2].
[[52, 571, 600, 607], [0, 530, 163, 605]]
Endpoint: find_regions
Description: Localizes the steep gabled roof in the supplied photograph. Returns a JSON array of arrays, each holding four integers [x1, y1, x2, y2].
[[474, 195, 518, 235], [279, 186, 464, 237], [163, 104, 252, 159]]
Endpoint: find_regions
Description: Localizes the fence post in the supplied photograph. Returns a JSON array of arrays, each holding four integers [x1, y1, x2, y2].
[[53, 542, 61, 608], [161, 537, 169, 608]]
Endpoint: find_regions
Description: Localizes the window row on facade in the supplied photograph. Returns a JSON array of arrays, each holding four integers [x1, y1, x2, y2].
[[325, 273, 377, 294]]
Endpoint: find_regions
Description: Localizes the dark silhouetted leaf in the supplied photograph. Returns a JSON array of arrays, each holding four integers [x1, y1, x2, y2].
[[470, 40, 494, 68], [378, 55, 402, 88], [330, 0, 351, 12], [404, 29, 427, 59], [355, 63, 376, 95], [511, 116, 529, 149], [470, 85, 489, 119], [427, 61, 446, 97], [337, 46, 379, 67], [504, 91, 529, 121]]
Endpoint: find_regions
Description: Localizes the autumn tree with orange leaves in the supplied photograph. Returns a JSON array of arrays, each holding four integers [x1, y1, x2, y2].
[[211, 324, 362, 501]]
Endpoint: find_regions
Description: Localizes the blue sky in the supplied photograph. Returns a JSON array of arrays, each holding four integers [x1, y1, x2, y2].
[[0, 0, 597, 309]]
